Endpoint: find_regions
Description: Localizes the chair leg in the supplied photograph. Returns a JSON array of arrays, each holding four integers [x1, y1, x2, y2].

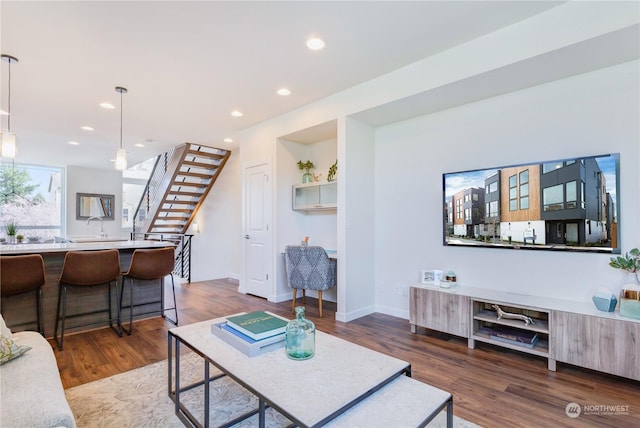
[[120, 276, 133, 336], [36, 287, 44, 336], [318, 290, 323, 318], [54, 285, 68, 351], [53, 283, 62, 347], [108, 280, 122, 337], [162, 274, 178, 326], [291, 289, 297, 314], [302, 289, 306, 304]]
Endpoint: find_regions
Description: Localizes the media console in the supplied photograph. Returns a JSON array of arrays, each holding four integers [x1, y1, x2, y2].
[[410, 284, 640, 381]]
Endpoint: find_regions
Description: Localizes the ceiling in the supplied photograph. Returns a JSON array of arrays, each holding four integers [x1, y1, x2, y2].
[[0, 1, 563, 170]]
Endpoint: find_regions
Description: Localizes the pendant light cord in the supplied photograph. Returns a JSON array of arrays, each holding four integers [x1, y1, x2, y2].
[[7, 59, 11, 132], [119, 89, 123, 150]]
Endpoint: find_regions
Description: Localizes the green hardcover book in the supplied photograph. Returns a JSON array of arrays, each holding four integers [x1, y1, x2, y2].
[[226, 311, 288, 341]]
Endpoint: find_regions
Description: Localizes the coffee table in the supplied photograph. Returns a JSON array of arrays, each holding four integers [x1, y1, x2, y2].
[[168, 317, 452, 427]]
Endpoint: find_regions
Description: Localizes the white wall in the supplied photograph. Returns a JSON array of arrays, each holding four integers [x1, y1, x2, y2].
[[189, 151, 242, 282], [237, 1, 638, 320], [66, 166, 125, 239], [374, 60, 640, 319]]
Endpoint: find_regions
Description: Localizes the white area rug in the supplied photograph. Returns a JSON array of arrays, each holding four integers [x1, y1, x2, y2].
[[65, 352, 479, 427]]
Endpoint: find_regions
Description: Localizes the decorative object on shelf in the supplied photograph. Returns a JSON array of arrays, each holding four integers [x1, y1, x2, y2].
[[15, 234, 23, 243], [4, 221, 17, 244], [609, 247, 639, 273], [592, 287, 618, 312], [114, 86, 128, 171], [445, 271, 457, 282], [620, 272, 640, 319], [492, 304, 535, 325], [327, 160, 337, 182], [297, 160, 315, 184], [301, 236, 309, 247], [285, 306, 315, 360], [609, 247, 639, 317], [312, 172, 322, 182], [421, 269, 441, 285]]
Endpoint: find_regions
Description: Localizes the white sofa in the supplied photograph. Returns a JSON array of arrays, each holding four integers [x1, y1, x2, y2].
[[0, 331, 76, 428]]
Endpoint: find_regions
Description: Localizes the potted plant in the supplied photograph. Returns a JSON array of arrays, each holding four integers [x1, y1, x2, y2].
[[5, 221, 18, 244], [297, 160, 315, 183], [15, 234, 24, 244], [609, 248, 639, 273], [610, 248, 640, 319], [327, 160, 337, 182]]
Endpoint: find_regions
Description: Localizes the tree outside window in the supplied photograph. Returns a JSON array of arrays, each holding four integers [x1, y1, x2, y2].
[[0, 163, 62, 241]]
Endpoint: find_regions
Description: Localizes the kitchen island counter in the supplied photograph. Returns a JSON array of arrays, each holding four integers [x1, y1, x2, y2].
[[1, 240, 175, 337]]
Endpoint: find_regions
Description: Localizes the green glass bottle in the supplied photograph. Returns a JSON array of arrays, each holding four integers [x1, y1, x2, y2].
[[285, 306, 315, 360]]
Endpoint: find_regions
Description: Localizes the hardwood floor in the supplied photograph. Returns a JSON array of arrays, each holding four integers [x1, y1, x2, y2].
[[50, 279, 639, 427]]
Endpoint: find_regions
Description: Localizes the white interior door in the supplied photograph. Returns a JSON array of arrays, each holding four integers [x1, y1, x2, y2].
[[243, 162, 271, 298]]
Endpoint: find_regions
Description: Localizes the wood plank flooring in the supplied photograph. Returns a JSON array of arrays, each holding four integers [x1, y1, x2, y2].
[[50, 279, 640, 428]]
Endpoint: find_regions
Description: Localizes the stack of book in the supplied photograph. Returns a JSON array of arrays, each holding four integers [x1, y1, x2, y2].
[[483, 326, 539, 349], [211, 311, 288, 356]]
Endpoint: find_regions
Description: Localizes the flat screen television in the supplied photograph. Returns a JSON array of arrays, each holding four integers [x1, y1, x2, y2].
[[443, 153, 620, 254]]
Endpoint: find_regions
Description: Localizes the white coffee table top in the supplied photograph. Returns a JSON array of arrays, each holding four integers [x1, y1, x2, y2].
[[170, 317, 410, 427]]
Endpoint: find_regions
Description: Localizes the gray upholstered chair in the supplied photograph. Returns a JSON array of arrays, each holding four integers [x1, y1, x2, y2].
[[284, 245, 336, 317]]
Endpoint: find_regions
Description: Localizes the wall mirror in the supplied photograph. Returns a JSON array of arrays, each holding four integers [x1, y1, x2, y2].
[[76, 193, 115, 220]]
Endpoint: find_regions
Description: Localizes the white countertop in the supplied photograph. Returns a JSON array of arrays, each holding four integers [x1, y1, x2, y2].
[[0, 240, 174, 255]]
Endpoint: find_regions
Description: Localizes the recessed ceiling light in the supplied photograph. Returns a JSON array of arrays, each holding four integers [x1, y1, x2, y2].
[[100, 102, 115, 109], [230, 110, 243, 117], [277, 88, 291, 96], [306, 37, 325, 50], [223, 138, 233, 143], [68, 141, 80, 146], [80, 125, 94, 131], [134, 143, 145, 148]]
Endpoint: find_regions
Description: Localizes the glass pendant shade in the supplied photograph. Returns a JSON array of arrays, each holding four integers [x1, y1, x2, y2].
[[1, 131, 16, 158], [115, 148, 127, 170]]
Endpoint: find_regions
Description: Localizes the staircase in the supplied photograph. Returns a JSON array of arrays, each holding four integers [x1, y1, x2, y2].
[[132, 143, 231, 281]]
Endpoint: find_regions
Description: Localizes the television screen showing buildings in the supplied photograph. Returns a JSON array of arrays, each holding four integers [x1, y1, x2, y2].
[[443, 153, 619, 254]]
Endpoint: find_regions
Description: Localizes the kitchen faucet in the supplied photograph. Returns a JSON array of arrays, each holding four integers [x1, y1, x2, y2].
[[87, 216, 106, 238]]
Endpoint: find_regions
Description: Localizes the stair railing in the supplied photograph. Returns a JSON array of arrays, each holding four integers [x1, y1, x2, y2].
[[130, 231, 193, 283]]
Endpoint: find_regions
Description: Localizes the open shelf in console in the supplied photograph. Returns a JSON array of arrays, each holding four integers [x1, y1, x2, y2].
[[469, 299, 555, 370]]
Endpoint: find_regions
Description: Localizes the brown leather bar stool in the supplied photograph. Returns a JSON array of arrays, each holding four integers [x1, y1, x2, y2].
[[54, 249, 122, 350], [0, 255, 46, 335], [120, 247, 178, 335]]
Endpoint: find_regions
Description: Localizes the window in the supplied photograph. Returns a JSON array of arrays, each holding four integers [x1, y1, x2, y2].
[[487, 200, 498, 217], [456, 198, 462, 220], [542, 161, 563, 173], [543, 184, 564, 211], [566, 181, 577, 209], [0, 162, 63, 239], [464, 207, 471, 221], [509, 175, 517, 211], [519, 170, 529, 210]]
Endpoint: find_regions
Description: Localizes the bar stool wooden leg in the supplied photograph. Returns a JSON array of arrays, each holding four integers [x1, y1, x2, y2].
[[318, 290, 323, 318]]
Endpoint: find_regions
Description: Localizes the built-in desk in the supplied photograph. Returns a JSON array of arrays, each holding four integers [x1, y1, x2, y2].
[[1, 240, 174, 337]]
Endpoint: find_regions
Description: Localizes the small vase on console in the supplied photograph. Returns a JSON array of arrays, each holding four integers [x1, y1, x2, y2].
[[608, 247, 640, 318], [620, 272, 640, 320]]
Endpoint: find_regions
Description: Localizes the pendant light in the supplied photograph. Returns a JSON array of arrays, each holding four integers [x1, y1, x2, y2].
[[115, 86, 128, 170], [1, 54, 18, 159]]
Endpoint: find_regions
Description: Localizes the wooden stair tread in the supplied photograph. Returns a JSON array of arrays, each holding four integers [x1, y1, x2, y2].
[[176, 171, 215, 179], [186, 149, 227, 157]]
